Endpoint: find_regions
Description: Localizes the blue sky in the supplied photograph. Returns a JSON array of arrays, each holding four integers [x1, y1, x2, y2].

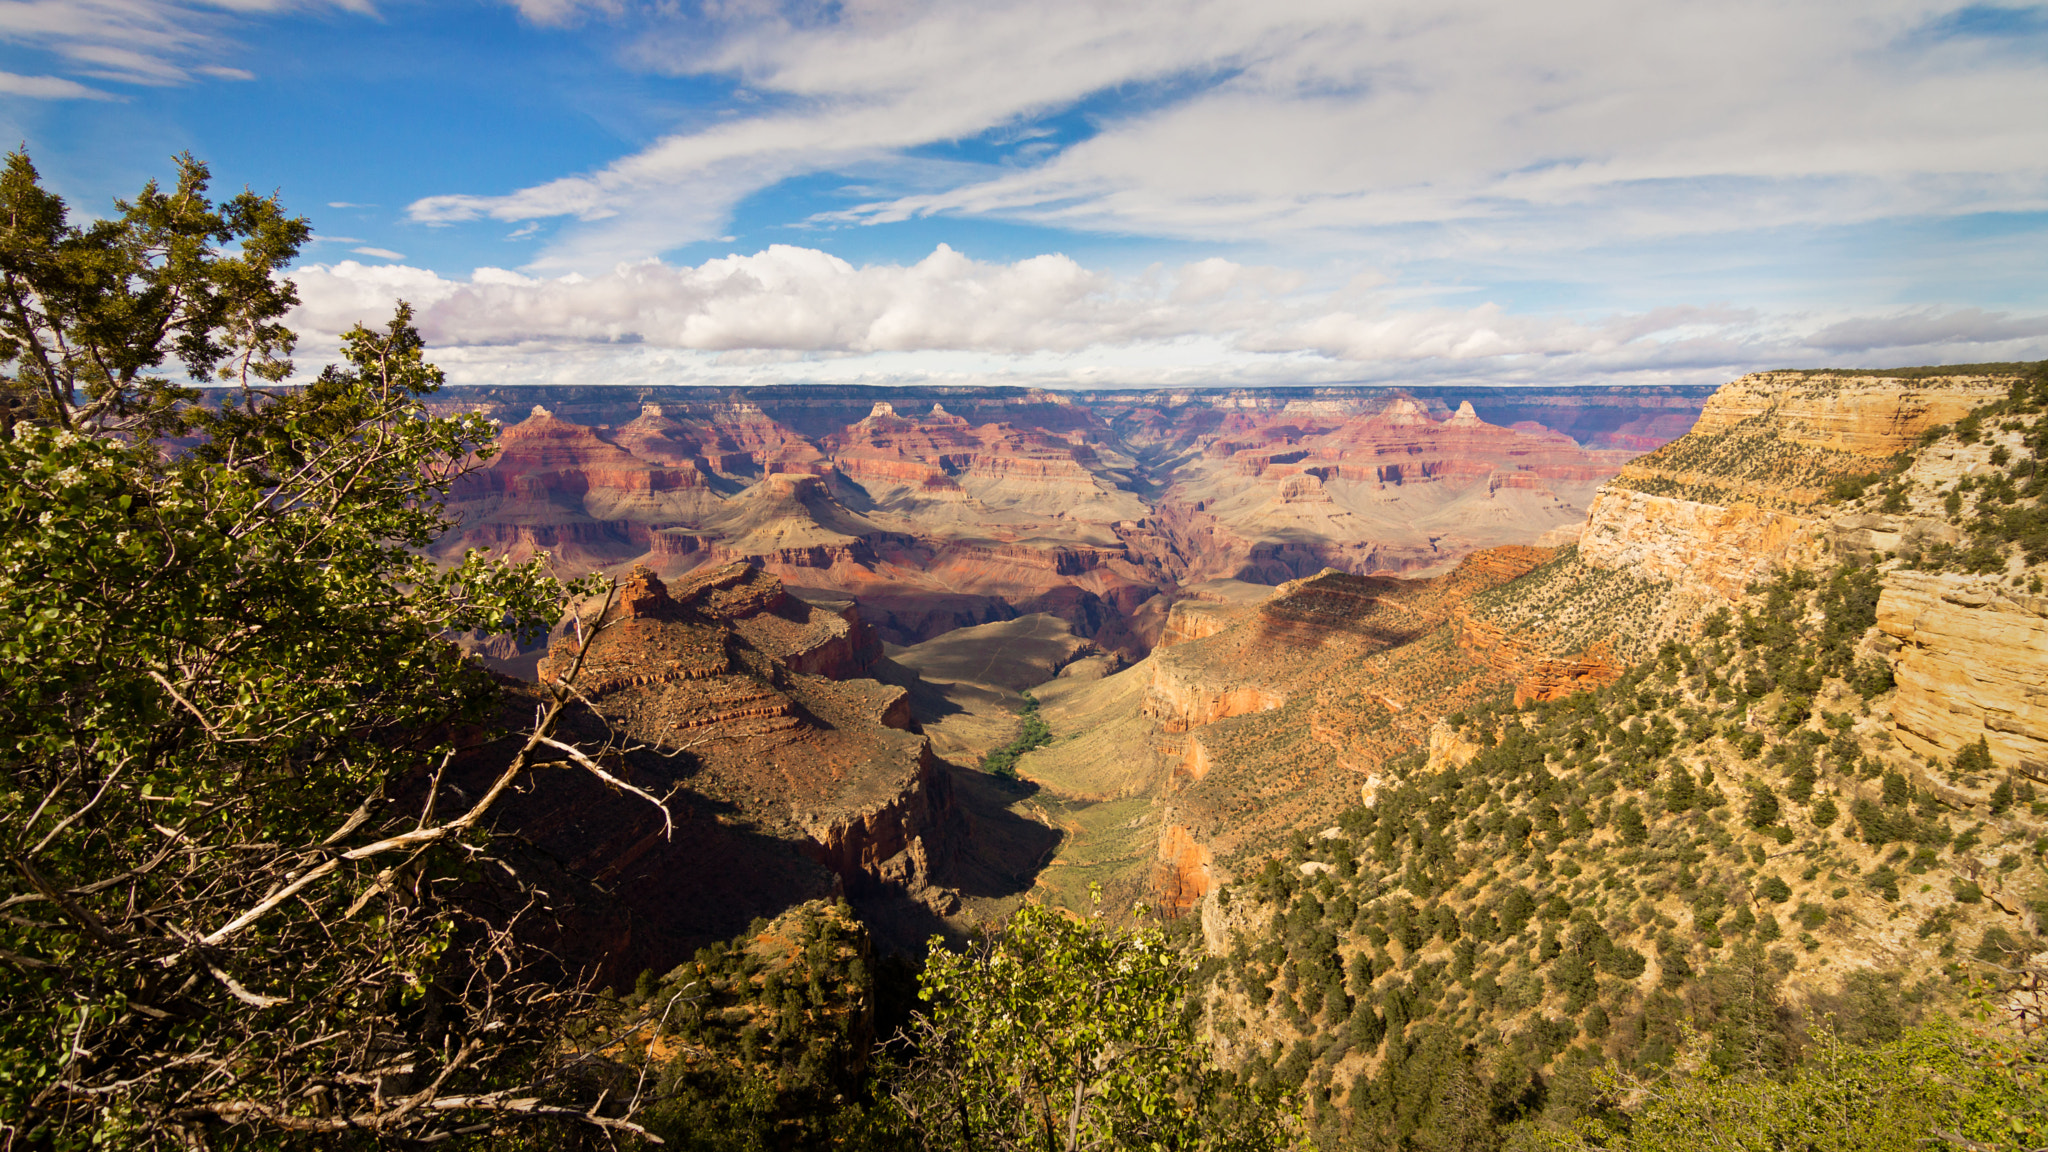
[[6, 0, 2046, 389]]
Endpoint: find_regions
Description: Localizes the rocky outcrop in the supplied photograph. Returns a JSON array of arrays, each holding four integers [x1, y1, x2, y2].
[[1876, 571, 2048, 773], [1580, 370, 2011, 603], [1426, 719, 1485, 773], [1454, 615, 1539, 678], [1578, 489, 1820, 600], [1142, 657, 1284, 734], [667, 561, 885, 680], [1826, 513, 1964, 564], [1149, 824, 1213, 917], [796, 741, 951, 900], [533, 564, 953, 911], [1159, 600, 1240, 648], [1512, 642, 1622, 706]]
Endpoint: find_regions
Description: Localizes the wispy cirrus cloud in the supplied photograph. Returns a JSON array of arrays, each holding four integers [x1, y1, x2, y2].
[[1804, 306, 2048, 352], [0, 0, 365, 91], [0, 68, 112, 98], [412, 0, 2048, 275]]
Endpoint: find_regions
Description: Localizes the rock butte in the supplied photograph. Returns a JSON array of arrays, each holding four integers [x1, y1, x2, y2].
[[430, 561, 987, 970]]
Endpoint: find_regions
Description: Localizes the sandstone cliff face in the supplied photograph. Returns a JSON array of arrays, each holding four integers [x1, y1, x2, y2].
[[1567, 369, 2047, 789], [1142, 657, 1285, 734], [1877, 571, 2048, 774], [1158, 595, 1256, 648], [1149, 823, 1214, 918], [1579, 370, 2010, 605], [1687, 371, 2011, 456], [1456, 612, 1623, 705], [1425, 719, 1484, 774], [1578, 489, 1819, 599], [1511, 642, 1622, 706]]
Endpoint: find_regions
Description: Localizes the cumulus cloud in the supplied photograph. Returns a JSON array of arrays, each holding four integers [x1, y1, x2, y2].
[[425, 0, 2048, 269], [288, 244, 2048, 389], [297, 245, 1219, 354]]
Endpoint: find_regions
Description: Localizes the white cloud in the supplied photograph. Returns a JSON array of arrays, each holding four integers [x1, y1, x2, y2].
[[287, 246, 2048, 389], [0, 0, 360, 90], [0, 70, 113, 99], [1804, 307, 2048, 352], [426, 0, 2048, 270], [503, 0, 619, 26], [349, 246, 407, 260]]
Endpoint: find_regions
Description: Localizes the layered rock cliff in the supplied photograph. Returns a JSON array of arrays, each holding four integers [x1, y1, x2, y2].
[[1877, 571, 2048, 773], [1149, 399, 1638, 583], [1572, 366, 2047, 785], [1580, 369, 2011, 602], [437, 562, 987, 972]]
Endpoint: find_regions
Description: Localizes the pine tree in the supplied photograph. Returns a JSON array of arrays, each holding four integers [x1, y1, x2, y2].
[[1990, 775, 2015, 816], [0, 154, 641, 1143], [1618, 802, 1650, 845], [1746, 784, 1782, 829], [1666, 766, 1699, 813], [1883, 770, 1911, 807], [1952, 736, 1994, 778]]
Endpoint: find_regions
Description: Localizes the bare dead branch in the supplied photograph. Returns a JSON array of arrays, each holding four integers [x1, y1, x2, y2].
[[204, 965, 288, 1009], [532, 735, 676, 840]]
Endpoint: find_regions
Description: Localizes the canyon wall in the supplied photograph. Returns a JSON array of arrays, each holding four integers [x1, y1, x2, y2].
[[1572, 368, 2048, 783]]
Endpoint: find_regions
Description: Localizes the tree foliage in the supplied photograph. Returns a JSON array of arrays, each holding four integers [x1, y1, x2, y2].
[[982, 690, 1054, 778], [1522, 1016, 2048, 1152], [0, 151, 305, 435], [888, 894, 1296, 1151], [0, 154, 658, 1147]]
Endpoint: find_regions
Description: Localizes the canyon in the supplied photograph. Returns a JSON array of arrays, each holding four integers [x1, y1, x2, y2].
[[434, 367, 2046, 1003], [432, 383, 1712, 663], [419, 381, 1708, 964], [1008, 366, 2047, 917]]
